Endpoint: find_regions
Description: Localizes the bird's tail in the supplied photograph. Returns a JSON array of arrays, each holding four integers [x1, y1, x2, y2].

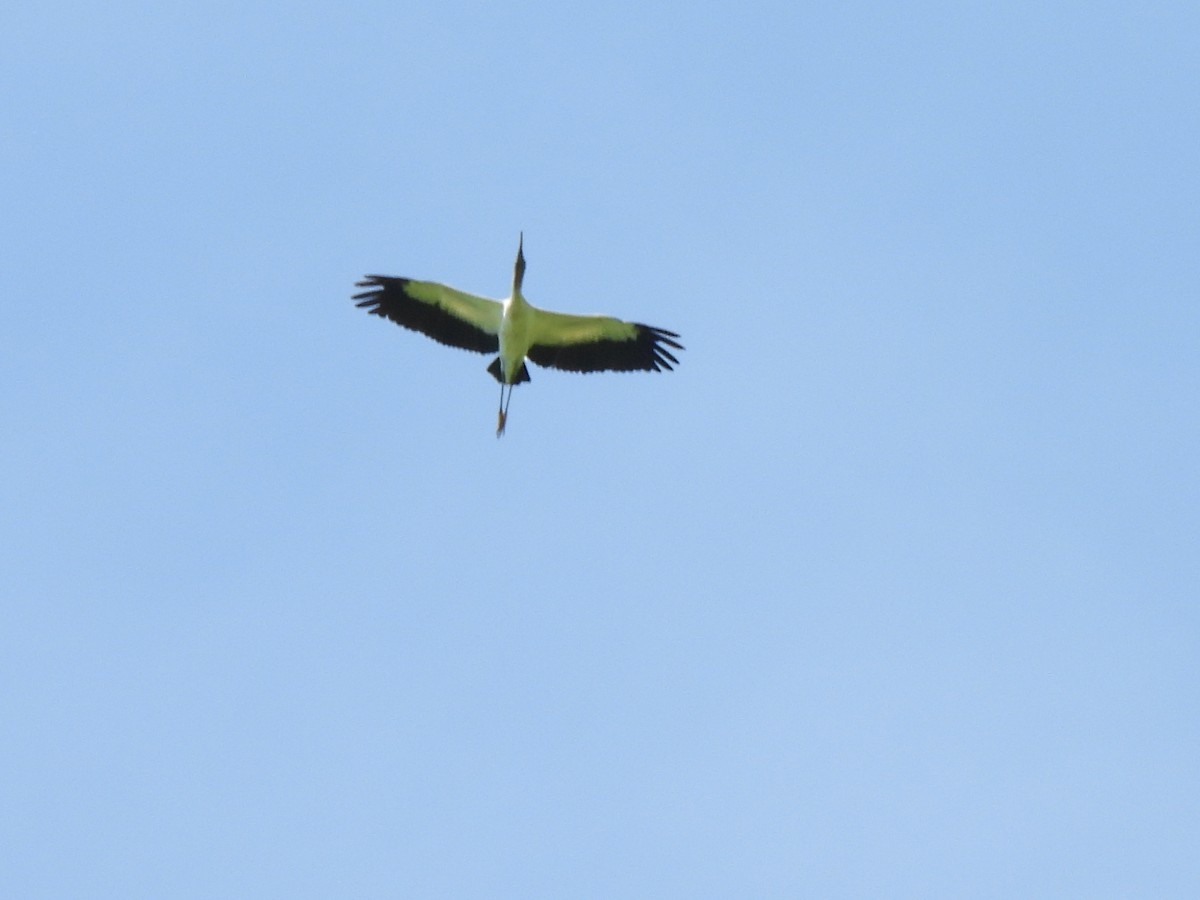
[[486, 358, 531, 384]]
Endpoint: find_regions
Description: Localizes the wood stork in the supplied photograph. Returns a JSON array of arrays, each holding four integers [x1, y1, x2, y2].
[[353, 234, 683, 436]]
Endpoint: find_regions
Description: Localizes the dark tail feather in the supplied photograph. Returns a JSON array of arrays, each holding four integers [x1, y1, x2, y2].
[[487, 358, 531, 384]]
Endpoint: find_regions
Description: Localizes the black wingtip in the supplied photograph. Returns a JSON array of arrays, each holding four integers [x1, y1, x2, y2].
[[353, 275, 407, 306]]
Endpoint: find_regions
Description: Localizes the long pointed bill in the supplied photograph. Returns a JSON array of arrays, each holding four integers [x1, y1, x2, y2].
[[512, 233, 526, 294]]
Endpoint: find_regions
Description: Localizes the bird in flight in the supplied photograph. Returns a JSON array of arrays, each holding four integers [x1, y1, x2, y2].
[[353, 234, 683, 436]]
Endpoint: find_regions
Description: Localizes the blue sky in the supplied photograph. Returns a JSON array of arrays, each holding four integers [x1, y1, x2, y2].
[[3, 2, 1198, 896]]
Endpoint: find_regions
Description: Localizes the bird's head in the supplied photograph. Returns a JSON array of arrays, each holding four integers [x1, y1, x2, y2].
[[512, 232, 526, 295]]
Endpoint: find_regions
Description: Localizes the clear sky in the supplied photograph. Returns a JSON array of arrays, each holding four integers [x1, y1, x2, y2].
[[3, 2, 1198, 897]]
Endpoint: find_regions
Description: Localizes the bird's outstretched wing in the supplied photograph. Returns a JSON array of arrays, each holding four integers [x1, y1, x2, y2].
[[526, 309, 683, 374], [353, 276, 502, 354]]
